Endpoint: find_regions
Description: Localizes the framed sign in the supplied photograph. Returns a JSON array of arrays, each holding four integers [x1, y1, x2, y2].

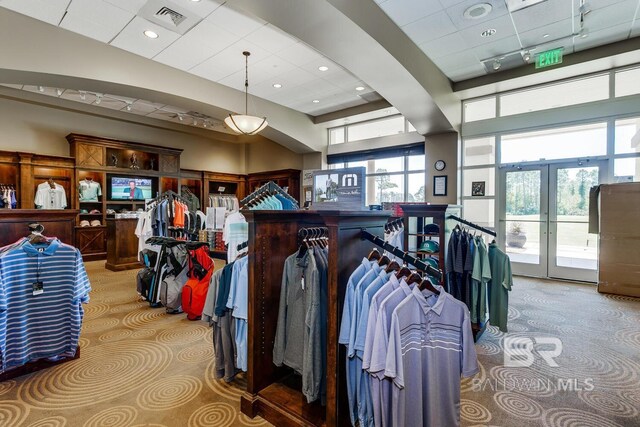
[[433, 175, 447, 196], [472, 181, 485, 196], [312, 167, 366, 210]]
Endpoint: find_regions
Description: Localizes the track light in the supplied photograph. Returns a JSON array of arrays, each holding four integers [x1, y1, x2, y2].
[[193, 118, 197, 126], [37, 86, 44, 92], [56, 88, 63, 96], [493, 59, 501, 71], [79, 91, 86, 101], [522, 50, 531, 63], [95, 94, 103, 104], [126, 102, 132, 111], [177, 114, 184, 121], [203, 121, 208, 128]]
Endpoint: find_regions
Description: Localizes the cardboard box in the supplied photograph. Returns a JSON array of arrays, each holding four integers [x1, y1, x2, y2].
[[598, 182, 640, 297]]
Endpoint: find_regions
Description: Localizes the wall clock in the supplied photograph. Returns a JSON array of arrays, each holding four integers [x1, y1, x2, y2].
[[434, 160, 446, 171]]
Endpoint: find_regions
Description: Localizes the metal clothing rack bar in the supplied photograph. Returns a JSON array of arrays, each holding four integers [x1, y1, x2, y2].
[[237, 240, 248, 251], [361, 229, 442, 280], [448, 215, 496, 237], [240, 181, 299, 208]]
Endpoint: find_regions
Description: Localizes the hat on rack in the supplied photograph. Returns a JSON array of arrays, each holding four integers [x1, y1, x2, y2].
[[90, 220, 101, 227], [106, 209, 116, 215], [419, 240, 439, 253], [79, 220, 90, 227], [80, 209, 89, 214], [424, 257, 439, 269], [423, 223, 440, 235], [89, 209, 101, 214]]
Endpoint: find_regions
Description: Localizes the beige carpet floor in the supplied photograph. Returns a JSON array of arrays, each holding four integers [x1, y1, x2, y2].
[[0, 262, 638, 426]]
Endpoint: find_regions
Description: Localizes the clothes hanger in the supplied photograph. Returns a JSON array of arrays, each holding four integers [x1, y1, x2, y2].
[[297, 229, 310, 258], [419, 277, 440, 295], [406, 272, 423, 286], [367, 248, 381, 261], [385, 260, 400, 273], [47, 177, 56, 189], [378, 254, 391, 267], [28, 223, 49, 244]]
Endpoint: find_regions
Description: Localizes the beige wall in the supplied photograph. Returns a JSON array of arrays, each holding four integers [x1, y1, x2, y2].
[[425, 132, 458, 204], [0, 96, 303, 174], [245, 139, 303, 174]]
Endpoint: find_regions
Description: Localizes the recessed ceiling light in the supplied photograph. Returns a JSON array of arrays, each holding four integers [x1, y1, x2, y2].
[[191, 0, 201, 2], [318, 66, 329, 71], [312, 99, 320, 103], [355, 86, 365, 91], [37, 86, 45, 92], [273, 83, 282, 88], [463, 3, 493, 20], [481, 28, 497, 37], [143, 30, 159, 39]]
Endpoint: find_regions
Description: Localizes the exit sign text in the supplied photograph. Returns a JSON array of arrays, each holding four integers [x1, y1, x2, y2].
[[536, 48, 563, 69]]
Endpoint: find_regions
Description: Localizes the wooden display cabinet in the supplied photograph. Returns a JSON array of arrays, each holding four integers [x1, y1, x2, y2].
[[204, 171, 247, 200], [247, 169, 300, 202], [106, 218, 139, 271]]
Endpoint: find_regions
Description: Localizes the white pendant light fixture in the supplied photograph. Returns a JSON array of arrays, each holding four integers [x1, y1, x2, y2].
[[224, 51, 268, 135]]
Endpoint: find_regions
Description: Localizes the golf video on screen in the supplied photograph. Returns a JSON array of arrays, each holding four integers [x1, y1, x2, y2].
[[110, 177, 153, 200]]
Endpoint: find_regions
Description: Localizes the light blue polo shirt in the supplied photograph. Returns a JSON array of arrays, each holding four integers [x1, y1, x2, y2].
[[339, 258, 373, 425], [354, 269, 391, 427], [384, 286, 479, 427], [228, 256, 248, 371], [367, 279, 414, 427]]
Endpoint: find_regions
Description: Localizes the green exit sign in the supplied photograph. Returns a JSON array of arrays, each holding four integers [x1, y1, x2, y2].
[[535, 48, 564, 69]]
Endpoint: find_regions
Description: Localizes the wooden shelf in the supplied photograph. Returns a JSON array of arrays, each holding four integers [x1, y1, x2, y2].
[[79, 201, 102, 204], [253, 381, 325, 427], [75, 225, 106, 229]]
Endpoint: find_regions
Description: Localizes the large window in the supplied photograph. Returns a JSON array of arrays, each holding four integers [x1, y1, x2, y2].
[[329, 115, 416, 145], [329, 153, 426, 205], [501, 123, 607, 164]]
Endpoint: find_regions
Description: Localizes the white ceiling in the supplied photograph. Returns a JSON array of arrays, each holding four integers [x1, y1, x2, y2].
[[0, 0, 375, 116], [376, 0, 640, 81], [1, 84, 235, 133]]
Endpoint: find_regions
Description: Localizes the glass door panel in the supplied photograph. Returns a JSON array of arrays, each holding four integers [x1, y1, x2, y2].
[[500, 167, 548, 277], [549, 163, 604, 281]]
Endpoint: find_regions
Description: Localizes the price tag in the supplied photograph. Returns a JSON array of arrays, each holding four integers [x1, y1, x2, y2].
[[32, 281, 44, 296]]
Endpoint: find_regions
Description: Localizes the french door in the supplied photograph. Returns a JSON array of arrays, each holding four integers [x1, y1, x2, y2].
[[499, 160, 606, 282]]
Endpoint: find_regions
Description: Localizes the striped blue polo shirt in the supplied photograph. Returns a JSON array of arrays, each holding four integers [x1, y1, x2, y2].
[[0, 238, 91, 372], [384, 286, 479, 427]]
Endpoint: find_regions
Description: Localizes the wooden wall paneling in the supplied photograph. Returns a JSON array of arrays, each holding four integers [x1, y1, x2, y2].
[[76, 226, 107, 260], [0, 209, 78, 247], [76, 143, 104, 167], [18, 153, 34, 209], [160, 154, 179, 174]]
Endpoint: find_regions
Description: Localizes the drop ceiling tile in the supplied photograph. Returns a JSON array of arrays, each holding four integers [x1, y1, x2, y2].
[[95, 97, 127, 110], [205, 4, 265, 38], [418, 32, 468, 59], [586, 0, 637, 10], [519, 18, 573, 48], [573, 22, 633, 52], [445, 0, 508, 31], [110, 17, 181, 58], [251, 54, 297, 80], [632, 22, 640, 38], [473, 35, 521, 60], [457, 15, 516, 48], [22, 85, 59, 97], [103, 0, 146, 14], [401, 10, 457, 45], [60, 0, 134, 43], [446, 63, 486, 82], [299, 58, 348, 79], [154, 20, 239, 70], [326, 71, 362, 92], [0, 0, 68, 25], [379, 0, 443, 27], [511, 0, 572, 33], [269, 67, 317, 88], [276, 42, 324, 67], [178, 0, 224, 18], [190, 39, 270, 82], [244, 24, 298, 54], [576, 0, 637, 33], [530, 35, 575, 57], [435, 48, 481, 70], [146, 110, 179, 121]]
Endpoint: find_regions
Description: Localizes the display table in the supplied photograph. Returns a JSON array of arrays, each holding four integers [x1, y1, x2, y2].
[[105, 218, 140, 271]]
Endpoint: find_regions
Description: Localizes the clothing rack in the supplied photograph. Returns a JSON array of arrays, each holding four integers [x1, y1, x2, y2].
[[361, 229, 442, 281], [240, 180, 298, 208], [147, 190, 189, 208], [237, 240, 248, 252], [448, 215, 496, 237]]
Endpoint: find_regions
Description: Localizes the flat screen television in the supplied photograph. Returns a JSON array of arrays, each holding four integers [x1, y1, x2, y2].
[[108, 175, 154, 201]]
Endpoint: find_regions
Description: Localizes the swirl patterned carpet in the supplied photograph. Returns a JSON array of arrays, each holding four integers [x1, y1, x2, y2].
[[1, 261, 638, 426]]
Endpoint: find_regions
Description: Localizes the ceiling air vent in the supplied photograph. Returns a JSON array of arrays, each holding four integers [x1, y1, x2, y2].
[[138, 0, 201, 35], [155, 7, 187, 27], [358, 91, 384, 102]]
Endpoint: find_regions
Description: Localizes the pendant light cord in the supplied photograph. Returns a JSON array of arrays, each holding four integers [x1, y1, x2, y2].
[[244, 51, 250, 115]]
